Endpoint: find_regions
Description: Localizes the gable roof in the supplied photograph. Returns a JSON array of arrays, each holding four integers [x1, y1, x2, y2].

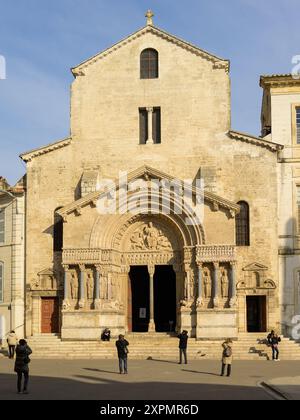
[[71, 25, 230, 77], [228, 130, 283, 152], [57, 165, 240, 220], [20, 137, 72, 163]]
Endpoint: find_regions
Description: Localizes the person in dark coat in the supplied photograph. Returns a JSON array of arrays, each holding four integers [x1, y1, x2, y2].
[[116, 335, 129, 374], [267, 330, 281, 361], [14, 339, 32, 394], [177, 330, 188, 364], [101, 328, 111, 342]]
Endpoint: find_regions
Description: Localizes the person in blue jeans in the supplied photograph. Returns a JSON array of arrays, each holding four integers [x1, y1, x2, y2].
[[116, 335, 129, 374]]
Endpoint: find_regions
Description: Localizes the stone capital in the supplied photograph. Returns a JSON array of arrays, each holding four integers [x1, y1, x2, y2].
[[213, 262, 220, 270], [148, 265, 155, 276]]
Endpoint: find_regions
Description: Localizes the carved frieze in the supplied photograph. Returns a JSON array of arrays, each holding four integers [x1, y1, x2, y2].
[[129, 222, 173, 251], [196, 245, 236, 263]]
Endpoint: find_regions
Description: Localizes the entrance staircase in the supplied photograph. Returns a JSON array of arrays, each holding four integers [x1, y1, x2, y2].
[[19, 333, 300, 360]]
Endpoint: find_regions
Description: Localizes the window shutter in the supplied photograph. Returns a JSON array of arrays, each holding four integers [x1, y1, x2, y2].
[[0, 209, 4, 243], [152, 108, 161, 144], [297, 187, 300, 233], [0, 263, 3, 302], [139, 109, 148, 144], [296, 108, 300, 144]]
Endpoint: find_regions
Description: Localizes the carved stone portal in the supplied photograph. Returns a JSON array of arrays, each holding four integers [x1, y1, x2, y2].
[[129, 222, 173, 251]]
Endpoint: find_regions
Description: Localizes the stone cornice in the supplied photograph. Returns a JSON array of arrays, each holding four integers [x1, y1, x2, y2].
[[260, 74, 300, 89], [20, 137, 72, 163], [57, 165, 240, 219], [228, 130, 283, 152], [71, 25, 229, 77]]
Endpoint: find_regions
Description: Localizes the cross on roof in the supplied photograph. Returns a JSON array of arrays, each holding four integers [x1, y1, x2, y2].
[[145, 10, 154, 26]]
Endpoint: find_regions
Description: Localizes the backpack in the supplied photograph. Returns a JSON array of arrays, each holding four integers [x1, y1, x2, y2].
[[223, 346, 232, 358]]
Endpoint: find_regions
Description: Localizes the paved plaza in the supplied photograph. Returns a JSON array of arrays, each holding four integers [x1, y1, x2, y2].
[[1, 358, 300, 400]]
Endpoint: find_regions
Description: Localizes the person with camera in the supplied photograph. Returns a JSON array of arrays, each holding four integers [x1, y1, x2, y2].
[[115, 335, 129, 374], [221, 339, 233, 377]]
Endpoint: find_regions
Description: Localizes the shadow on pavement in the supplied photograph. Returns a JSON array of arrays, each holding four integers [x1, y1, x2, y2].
[[182, 369, 221, 377], [83, 368, 120, 375], [0, 373, 275, 400]]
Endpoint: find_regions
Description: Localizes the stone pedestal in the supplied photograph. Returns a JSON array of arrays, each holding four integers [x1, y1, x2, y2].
[[178, 306, 196, 337], [196, 309, 237, 340], [61, 309, 125, 340]]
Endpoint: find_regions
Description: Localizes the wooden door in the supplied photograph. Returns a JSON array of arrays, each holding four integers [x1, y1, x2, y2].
[[41, 298, 59, 334]]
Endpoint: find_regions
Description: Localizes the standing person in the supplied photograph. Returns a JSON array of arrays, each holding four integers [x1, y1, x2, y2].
[[116, 335, 129, 374], [267, 330, 281, 361], [14, 339, 32, 394], [7, 331, 18, 359], [177, 330, 188, 364], [221, 339, 233, 377]]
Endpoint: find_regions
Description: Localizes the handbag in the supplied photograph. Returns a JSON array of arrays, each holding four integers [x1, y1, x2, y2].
[[24, 356, 31, 364], [124, 346, 129, 355]]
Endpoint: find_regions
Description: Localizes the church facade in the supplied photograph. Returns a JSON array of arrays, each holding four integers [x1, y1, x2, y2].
[[20, 13, 284, 341]]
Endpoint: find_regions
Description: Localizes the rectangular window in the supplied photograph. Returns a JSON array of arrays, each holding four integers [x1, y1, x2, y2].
[[0, 263, 3, 302], [297, 187, 300, 233], [0, 208, 4, 244], [139, 108, 148, 145], [297, 107, 300, 144], [153, 107, 161, 144]]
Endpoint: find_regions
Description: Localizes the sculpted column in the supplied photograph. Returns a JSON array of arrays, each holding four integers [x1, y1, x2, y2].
[[148, 265, 156, 332], [213, 262, 220, 308], [229, 262, 237, 308], [62, 265, 70, 310], [79, 265, 86, 309], [94, 265, 101, 310], [196, 263, 203, 307]]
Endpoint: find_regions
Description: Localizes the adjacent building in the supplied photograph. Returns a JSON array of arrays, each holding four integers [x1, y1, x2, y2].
[[0, 176, 25, 345], [261, 74, 300, 337]]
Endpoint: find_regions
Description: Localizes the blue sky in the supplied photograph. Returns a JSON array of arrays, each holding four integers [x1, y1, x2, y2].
[[0, 0, 299, 184]]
